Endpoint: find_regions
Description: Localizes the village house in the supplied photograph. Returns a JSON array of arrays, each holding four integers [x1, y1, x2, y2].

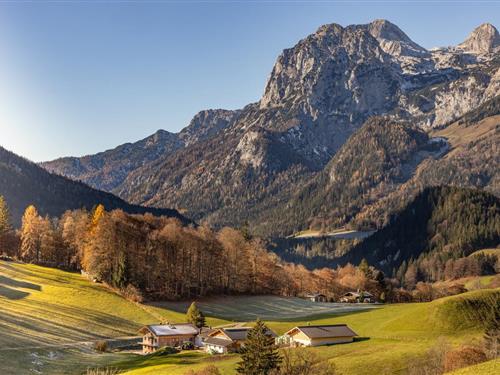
[[285, 324, 357, 347], [204, 327, 277, 354], [304, 292, 327, 302], [340, 291, 374, 303], [139, 323, 199, 354]]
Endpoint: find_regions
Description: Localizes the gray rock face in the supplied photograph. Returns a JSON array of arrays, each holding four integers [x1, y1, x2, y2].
[[41, 20, 500, 236], [42, 109, 238, 191], [179, 109, 240, 146], [458, 23, 500, 54]]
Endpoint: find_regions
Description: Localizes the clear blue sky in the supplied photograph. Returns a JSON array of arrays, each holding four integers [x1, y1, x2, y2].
[[0, 1, 499, 162]]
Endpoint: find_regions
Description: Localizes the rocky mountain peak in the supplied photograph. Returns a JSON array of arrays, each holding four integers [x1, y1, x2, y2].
[[458, 23, 500, 53], [179, 109, 239, 146], [365, 19, 428, 57]]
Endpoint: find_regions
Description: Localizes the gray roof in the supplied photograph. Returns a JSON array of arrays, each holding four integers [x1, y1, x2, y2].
[[143, 323, 198, 337], [204, 337, 233, 347], [287, 324, 357, 339], [212, 327, 277, 341]]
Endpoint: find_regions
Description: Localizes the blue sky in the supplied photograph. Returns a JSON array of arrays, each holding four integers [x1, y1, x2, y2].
[[0, 1, 499, 162]]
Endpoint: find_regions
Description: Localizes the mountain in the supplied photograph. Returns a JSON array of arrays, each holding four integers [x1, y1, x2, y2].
[[0, 146, 188, 226], [353, 95, 500, 230], [41, 20, 500, 237], [261, 116, 446, 235], [458, 23, 500, 54], [41, 109, 239, 192], [339, 186, 500, 273]]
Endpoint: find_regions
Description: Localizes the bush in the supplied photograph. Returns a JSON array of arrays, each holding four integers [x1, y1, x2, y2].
[[443, 345, 487, 372], [151, 346, 179, 356], [184, 365, 221, 375], [86, 367, 119, 375], [121, 284, 144, 303], [182, 341, 195, 350], [94, 341, 108, 353]]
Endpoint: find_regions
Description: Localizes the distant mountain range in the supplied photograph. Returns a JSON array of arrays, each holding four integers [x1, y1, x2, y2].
[[0, 146, 188, 225], [41, 19, 500, 237]]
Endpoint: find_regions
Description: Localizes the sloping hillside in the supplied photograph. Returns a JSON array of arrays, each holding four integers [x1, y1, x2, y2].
[[259, 117, 441, 235], [355, 97, 500, 230], [341, 186, 500, 273], [40, 22, 500, 238], [1, 260, 497, 375], [117, 289, 500, 375], [0, 146, 188, 225], [0, 260, 227, 374]]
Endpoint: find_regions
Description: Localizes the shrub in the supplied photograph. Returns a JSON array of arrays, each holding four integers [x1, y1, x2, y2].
[[121, 284, 144, 303], [184, 365, 221, 375], [85, 367, 119, 375], [182, 341, 195, 350], [151, 346, 179, 356], [94, 341, 108, 353], [443, 345, 487, 372]]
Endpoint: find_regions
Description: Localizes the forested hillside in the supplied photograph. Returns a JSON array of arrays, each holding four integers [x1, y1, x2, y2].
[[342, 186, 500, 278], [0, 146, 187, 225], [258, 117, 442, 235]]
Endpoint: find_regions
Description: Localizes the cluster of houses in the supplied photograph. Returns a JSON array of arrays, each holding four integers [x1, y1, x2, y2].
[[305, 290, 375, 303], [140, 322, 358, 354]]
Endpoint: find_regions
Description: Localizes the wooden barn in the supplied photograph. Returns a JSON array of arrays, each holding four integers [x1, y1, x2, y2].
[[285, 324, 357, 347]]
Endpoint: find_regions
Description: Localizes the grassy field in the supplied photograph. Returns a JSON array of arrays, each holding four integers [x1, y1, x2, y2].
[[447, 359, 500, 374], [0, 260, 227, 374], [1, 260, 498, 375], [152, 295, 377, 321], [119, 289, 500, 375]]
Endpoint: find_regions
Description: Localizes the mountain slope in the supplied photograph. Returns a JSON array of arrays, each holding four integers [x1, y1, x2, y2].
[[41, 20, 500, 237], [258, 116, 444, 235], [0, 146, 187, 225], [354, 95, 500, 229], [41, 109, 239, 192], [340, 186, 500, 273]]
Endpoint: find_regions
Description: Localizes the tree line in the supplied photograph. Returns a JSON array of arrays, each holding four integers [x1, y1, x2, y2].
[[1, 196, 497, 302], [0, 197, 390, 301]]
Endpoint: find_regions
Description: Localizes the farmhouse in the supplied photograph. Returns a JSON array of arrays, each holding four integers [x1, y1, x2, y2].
[[340, 291, 374, 303], [304, 293, 327, 302], [285, 324, 357, 347], [139, 323, 199, 353], [204, 327, 277, 354]]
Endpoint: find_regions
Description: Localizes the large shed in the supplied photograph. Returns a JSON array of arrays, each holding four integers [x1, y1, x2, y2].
[[285, 324, 357, 347]]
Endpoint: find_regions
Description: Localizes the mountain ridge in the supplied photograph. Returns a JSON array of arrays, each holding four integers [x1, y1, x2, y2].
[[41, 20, 500, 237], [0, 145, 188, 226]]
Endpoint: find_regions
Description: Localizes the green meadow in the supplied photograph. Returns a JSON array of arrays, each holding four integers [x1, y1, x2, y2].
[[0, 260, 498, 375]]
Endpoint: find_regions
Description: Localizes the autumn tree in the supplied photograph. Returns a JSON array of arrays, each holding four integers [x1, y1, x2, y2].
[[186, 302, 206, 329], [20, 205, 41, 262], [237, 319, 281, 375]]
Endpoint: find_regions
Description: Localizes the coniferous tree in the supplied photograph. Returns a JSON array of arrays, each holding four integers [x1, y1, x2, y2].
[[237, 319, 281, 375], [0, 196, 12, 254], [484, 308, 499, 359], [0, 196, 11, 236], [186, 302, 206, 329]]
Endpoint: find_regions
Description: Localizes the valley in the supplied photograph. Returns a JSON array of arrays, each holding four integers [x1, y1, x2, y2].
[[0, 13, 499, 375], [1, 260, 497, 375]]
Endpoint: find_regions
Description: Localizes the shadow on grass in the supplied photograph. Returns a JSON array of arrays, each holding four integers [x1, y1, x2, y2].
[[0, 275, 41, 291], [354, 336, 370, 343], [0, 274, 42, 300], [0, 285, 30, 300]]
